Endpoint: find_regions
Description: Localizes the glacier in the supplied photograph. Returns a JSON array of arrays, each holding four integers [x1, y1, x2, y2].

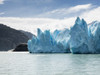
[[69, 17, 90, 54], [28, 17, 100, 54], [54, 28, 70, 52], [28, 28, 70, 53], [70, 17, 100, 54], [88, 21, 100, 53]]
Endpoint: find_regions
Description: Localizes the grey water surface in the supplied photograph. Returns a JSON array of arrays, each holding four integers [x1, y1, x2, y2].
[[0, 52, 100, 75]]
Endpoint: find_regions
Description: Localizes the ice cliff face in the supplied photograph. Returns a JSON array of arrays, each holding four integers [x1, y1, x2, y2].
[[28, 17, 100, 54], [55, 29, 70, 52], [28, 28, 70, 53], [88, 21, 100, 53], [70, 18, 100, 54], [70, 17, 89, 54]]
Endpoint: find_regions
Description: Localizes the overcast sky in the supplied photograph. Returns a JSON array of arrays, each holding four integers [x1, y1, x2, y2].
[[0, 0, 100, 34]]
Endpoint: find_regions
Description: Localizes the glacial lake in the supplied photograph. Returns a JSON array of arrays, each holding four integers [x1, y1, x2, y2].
[[0, 52, 100, 75]]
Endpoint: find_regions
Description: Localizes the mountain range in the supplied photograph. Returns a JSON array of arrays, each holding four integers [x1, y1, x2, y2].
[[0, 24, 34, 51]]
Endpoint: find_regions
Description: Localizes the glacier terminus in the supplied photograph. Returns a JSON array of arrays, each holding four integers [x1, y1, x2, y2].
[[28, 17, 100, 54]]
